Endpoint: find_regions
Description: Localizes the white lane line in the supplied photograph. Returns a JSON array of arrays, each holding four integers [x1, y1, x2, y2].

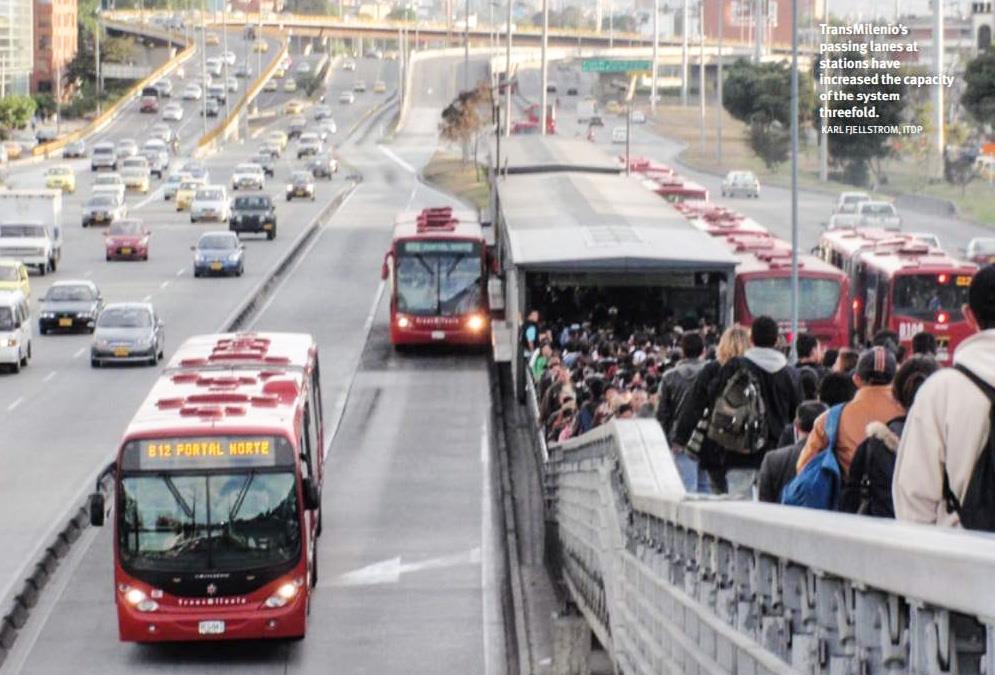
[[72, 347, 86, 359], [83, 270, 93, 278], [132, 186, 165, 211], [160, 280, 171, 289], [142, 294, 152, 302], [7, 397, 24, 412], [378, 145, 416, 174], [42, 371, 56, 383], [175, 268, 185, 276]]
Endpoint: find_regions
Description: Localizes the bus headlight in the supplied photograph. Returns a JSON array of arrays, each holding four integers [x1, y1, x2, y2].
[[264, 578, 303, 608], [396, 315, 411, 329], [466, 314, 486, 332], [120, 585, 158, 612]]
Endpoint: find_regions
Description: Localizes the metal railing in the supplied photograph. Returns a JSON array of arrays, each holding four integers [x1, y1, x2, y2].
[[536, 408, 995, 674]]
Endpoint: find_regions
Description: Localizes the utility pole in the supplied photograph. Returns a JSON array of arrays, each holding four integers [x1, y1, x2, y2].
[[933, 0, 944, 177], [651, 0, 658, 112], [681, 0, 689, 105], [200, 0, 208, 135], [753, 0, 764, 62], [699, 0, 705, 152], [717, 0, 723, 163], [539, 0, 549, 135], [56, 64, 62, 135], [95, 9, 102, 115], [222, 1, 230, 120], [609, 2, 614, 49], [464, 0, 470, 90], [790, 0, 799, 360], [504, 0, 512, 136]]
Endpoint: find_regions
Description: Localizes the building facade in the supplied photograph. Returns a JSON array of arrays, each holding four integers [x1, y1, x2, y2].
[[0, 0, 34, 95], [32, 0, 77, 94]]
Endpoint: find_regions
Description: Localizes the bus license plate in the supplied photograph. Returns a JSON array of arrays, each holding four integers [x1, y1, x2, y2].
[[431, 331, 445, 340], [198, 620, 225, 635]]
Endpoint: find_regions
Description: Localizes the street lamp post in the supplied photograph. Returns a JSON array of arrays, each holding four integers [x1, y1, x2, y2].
[[699, 0, 705, 151], [681, 0, 689, 106], [539, 0, 549, 135], [222, 2, 230, 121], [94, 8, 103, 115], [200, 0, 208, 135], [717, 0, 723, 162], [651, 0, 659, 113], [789, 0, 799, 360], [504, 0, 512, 136]]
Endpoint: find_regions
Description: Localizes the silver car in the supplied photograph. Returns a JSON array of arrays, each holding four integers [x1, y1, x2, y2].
[[82, 194, 127, 227], [721, 171, 759, 198], [90, 302, 165, 367]]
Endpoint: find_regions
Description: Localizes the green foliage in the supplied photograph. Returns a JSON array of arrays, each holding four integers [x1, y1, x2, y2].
[[722, 59, 815, 127], [530, 6, 593, 30], [285, 0, 339, 16], [601, 14, 637, 32], [387, 7, 415, 20], [102, 36, 137, 64], [962, 51, 995, 126], [748, 119, 790, 169], [0, 96, 38, 133], [32, 93, 57, 118], [826, 67, 906, 176], [945, 151, 977, 193]]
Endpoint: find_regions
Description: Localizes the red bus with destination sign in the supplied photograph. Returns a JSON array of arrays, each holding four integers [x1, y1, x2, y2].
[[89, 333, 324, 642], [382, 207, 490, 347]]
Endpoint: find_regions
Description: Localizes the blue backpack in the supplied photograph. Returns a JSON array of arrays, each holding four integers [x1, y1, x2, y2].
[[780, 404, 845, 509]]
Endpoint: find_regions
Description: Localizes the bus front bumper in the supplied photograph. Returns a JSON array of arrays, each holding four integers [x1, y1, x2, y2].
[[117, 597, 307, 642], [390, 314, 490, 346]]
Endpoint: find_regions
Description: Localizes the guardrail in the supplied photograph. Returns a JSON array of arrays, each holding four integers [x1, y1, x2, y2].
[[194, 40, 289, 158], [533, 398, 995, 673], [32, 23, 194, 158]]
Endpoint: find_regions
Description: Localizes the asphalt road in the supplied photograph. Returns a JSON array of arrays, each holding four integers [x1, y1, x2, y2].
[[513, 65, 994, 252], [0, 51, 397, 668], [2, 54, 505, 675]]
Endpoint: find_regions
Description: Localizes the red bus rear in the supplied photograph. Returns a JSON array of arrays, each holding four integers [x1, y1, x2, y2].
[[382, 207, 490, 346], [90, 333, 324, 642], [648, 175, 709, 202]]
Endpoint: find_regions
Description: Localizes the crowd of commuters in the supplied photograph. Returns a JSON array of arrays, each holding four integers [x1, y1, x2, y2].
[[523, 265, 995, 532]]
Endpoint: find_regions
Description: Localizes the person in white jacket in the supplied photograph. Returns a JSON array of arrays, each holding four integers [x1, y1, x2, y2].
[[893, 266, 995, 527]]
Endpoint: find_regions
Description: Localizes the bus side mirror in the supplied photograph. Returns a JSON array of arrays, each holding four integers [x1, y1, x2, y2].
[[89, 493, 105, 527], [303, 478, 320, 511], [380, 252, 391, 281]]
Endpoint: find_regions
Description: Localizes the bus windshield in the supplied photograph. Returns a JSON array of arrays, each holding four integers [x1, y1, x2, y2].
[[395, 240, 483, 316], [743, 276, 842, 321], [892, 273, 971, 321], [119, 471, 300, 573]]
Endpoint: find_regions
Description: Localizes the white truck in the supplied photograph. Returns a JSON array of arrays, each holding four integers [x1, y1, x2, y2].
[[577, 99, 597, 123], [0, 189, 64, 275]]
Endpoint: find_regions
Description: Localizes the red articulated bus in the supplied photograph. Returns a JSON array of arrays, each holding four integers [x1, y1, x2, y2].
[[90, 333, 324, 642], [382, 207, 490, 347], [646, 174, 709, 202]]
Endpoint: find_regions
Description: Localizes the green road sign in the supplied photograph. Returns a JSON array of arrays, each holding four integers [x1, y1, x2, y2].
[[582, 59, 652, 73]]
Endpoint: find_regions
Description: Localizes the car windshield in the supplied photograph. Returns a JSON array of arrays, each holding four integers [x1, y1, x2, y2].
[[119, 470, 300, 573], [843, 194, 868, 204], [95, 176, 121, 185], [199, 235, 236, 250], [395, 240, 483, 316], [196, 189, 223, 201], [109, 222, 142, 235], [47, 167, 70, 176], [861, 203, 895, 215], [236, 164, 261, 174], [1, 225, 46, 238], [46, 285, 95, 302], [98, 307, 151, 328], [88, 195, 115, 207], [0, 306, 13, 330], [94, 145, 114, 155], [970, 239, 995, 255], [0, 266, 19, 281], [744, 277, 842, 322], [892, 272, 971, 321], [235, 196, 269, 209]]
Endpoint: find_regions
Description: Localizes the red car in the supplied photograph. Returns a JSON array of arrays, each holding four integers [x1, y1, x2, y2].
[[140, 95, 159, 113], [104, 220, 150, 261]]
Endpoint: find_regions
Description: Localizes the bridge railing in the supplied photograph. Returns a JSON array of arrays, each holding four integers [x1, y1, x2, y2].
[[532, 393, 995, 673]]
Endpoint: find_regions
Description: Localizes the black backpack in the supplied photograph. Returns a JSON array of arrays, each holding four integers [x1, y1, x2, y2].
[[942, 365, 995, 531], [705, 364, 767, 455]]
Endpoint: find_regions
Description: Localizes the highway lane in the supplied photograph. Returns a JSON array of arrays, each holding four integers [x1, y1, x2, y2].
[[514, 65, 995, 251], [3, 53, 504, 674], [0, 58, 397, 644]]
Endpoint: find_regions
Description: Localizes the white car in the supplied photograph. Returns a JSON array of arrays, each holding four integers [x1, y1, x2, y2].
[[231, 163, 266, 191], [339, 91, 355, 104], [206, 58, 223, 77], [223, 50, 236, 66], [835, 191, 871, 214], [0, 290, 31, 373], [190, 185, 231, 223], [116, 139, 138, 159], [149, 123, 174, 144], [611, 126, 627, 144], [182, 83, 202, 100], [92, 173, 126, 202], [630, 110, 646, 124], [342, 60, 356, 71], [721, 170, 760, 198], [226, 76, 238, 92], [857, 201, 901, 230], [162, 102, 184, 121]]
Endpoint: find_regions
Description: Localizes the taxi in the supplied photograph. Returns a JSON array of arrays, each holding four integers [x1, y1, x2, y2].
[[0, 260, 30, 298], [1, 141, 22, 160], [274, 65, 286, 78], [252, 39, 269, 53], [266, 129, 289, 151], [174, 179, 204, 211], [283, 99, 304, 115], [605, 100, 623, 115], [45, 164, 76, 193], [373, 80, 387, 93], [283, 78, 298, 92], [206, 32, 220, 46]]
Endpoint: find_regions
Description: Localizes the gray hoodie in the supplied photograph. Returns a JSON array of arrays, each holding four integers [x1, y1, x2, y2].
[[894, 329, 995, 527]]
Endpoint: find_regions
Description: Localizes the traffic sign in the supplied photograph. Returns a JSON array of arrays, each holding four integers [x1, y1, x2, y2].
[[582, 59, 652, 73]]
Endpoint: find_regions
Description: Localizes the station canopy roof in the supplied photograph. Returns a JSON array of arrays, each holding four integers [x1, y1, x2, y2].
[[497, 136, 623, 175]]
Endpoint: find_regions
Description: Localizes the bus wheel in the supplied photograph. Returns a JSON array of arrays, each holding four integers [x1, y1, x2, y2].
[[316, 507, 322, 537], [311, 548, 318, 588]]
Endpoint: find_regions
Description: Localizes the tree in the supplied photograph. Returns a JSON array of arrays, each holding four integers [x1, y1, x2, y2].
[[945, 148, 977, 194], [722, 59, 815, 169], [102, 36, 136, 64], [439, 82, 493, 174], [286, 0, 338, 16], [962, 50, 995, 127], [601, 14, 637, 32], [0, 96, 38, 138], [387, 7, 415, 20]]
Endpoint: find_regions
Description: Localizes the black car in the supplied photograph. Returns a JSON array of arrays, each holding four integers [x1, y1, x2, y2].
[[288, 117, 307, 139], [202, 98, 221, 117], [566, 87, 578, 96], [230, 194, 277, 240], [589, 115, 604, 127], [38, 280, 103, 334], [251, 152, 276, 177], [308, 153, 338, 179]]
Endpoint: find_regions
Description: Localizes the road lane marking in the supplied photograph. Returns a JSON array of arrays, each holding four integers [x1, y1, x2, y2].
[[132, 186, 165, 211], [83, 270, 93, 278], [72, 347, 86, 359], [378, 145, 415, 173], [142, 294, 152, 302], [7, 397, 24, 412], [160, 280, 171, 289], [42, 371, 56, 383], [176, 268, 185, 276]]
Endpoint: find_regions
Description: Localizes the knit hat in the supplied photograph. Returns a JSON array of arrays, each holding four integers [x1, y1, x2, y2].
[[856, 346, 897, 385]]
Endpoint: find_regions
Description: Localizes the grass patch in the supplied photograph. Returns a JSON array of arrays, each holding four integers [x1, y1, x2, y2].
[[649, 103, 995, 225], [421, 150, 491, 213]]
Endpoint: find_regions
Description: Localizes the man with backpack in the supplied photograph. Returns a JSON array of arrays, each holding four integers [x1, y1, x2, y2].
[[893, 266, 995, 529], [703, 317, 803, 496], [656, 331, 706, 491]]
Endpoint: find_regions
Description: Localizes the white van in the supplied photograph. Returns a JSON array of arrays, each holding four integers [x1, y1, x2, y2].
[[0, 289, 31, 373]]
